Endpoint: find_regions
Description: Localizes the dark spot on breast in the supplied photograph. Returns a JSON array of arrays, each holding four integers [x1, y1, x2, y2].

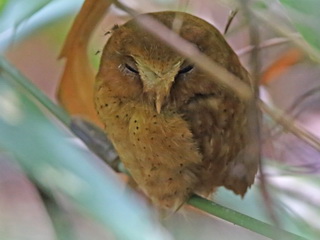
[[105, 104, 108, 107], [153, 115, 156, 118], [116, 115, 119, 118], [153, 122, 157, 124], [168, 178, 173, 181], [180, 163, 183, 167], [136, 127, 139, 130], [134, 120, 137, 123]]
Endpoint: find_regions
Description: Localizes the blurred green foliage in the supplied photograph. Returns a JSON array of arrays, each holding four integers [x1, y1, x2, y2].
[[280, 0, 320, 51], [0, 58, 172, 240], [0, 0, 52, 32], [0, 0, 83, 52], [0, 0, 7, 13]]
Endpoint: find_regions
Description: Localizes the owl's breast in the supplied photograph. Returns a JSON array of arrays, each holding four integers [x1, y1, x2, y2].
[[95, 81, 206, 208]]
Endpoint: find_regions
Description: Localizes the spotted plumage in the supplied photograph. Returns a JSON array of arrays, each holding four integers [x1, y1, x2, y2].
[[95, 11, 259, 209]]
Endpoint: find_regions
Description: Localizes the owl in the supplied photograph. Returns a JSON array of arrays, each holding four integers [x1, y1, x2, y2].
[[95, 11, 259, 210]]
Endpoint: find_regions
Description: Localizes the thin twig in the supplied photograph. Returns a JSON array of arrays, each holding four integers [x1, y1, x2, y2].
[[236, 36, 296, 56], [286, 86, 320, 118], [251, 6, 320, 62], [224, 9, 238, 35], [260, 100, 320, 152], [266, 86, 320, 142], [70, 117, 120, 169], [240, 0, 279, 226]]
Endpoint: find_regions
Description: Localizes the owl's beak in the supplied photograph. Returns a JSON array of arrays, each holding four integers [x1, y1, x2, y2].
[[137, 60, 181, 113], [154, 77, 174, 113], [155, 95, 163, 114], [139, 71, 175, 113], [155, 87, 168, 113]]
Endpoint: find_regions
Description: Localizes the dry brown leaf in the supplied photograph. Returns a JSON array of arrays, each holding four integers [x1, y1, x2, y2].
[[58, 0, 112, 126], [261, 48, 303, 85]]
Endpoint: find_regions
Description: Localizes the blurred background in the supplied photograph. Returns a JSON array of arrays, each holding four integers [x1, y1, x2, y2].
[[1, 0, 320, 239]]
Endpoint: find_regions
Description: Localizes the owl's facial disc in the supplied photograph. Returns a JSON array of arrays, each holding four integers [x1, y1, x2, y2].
[[133, 58, 182, 113]]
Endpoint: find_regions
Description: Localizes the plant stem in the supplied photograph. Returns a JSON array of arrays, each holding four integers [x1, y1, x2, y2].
[[188, 195, 306, 240]]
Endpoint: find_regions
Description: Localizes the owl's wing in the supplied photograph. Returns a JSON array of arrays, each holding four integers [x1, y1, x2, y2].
[[222, 100, 260, 195], [179, 93, 259, 196]]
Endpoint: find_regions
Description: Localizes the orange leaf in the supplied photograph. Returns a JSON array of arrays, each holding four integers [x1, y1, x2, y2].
[[57, 0, 112, 126], [261, 48, 303, 85]]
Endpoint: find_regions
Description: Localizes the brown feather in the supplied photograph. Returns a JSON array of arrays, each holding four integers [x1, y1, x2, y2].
[[95, 11, 259, 209]]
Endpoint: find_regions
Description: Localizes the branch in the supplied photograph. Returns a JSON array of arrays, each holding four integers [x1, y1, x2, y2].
[[188, 195, 306, 240], [260, 100, 320, 152], [236, 36, 296, 56]]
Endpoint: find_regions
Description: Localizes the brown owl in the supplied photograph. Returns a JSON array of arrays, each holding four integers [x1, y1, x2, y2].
[[95, 11, 259, 210]]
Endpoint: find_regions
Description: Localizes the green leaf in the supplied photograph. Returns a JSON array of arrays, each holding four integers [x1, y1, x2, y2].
[[279, 0, 320, 51]]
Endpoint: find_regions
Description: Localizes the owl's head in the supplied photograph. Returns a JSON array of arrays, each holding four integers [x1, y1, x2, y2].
[[97, 11, 242, 112]]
